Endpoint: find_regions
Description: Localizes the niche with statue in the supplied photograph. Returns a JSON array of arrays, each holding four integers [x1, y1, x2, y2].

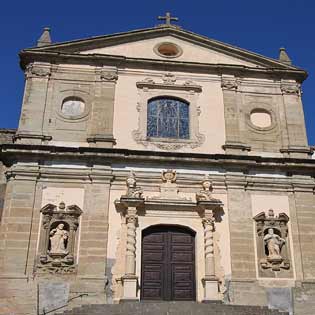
[[37, 201, 82, 273], [253, 209, 293, 278]]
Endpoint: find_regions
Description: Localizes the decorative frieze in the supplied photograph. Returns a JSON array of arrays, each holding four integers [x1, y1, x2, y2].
[[37, 202, 82, 274], [253, 209, 290, 272]]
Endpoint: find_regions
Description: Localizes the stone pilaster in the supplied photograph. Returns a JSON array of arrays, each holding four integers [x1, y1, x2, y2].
[[16, 63, 52, 144], [280, 81, 311, 158], [87, 68, 117, 148], [221, 76, 250, 155], [226, 177, 256, 280]]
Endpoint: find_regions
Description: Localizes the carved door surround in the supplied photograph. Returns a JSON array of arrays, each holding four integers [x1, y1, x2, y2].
[[37, 202, 82, 273], [115, 171, 224, 302], [132, 75, 205, 150]]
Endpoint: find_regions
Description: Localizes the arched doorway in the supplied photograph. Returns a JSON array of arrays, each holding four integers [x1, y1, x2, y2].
[[141, 225, 196, 301]]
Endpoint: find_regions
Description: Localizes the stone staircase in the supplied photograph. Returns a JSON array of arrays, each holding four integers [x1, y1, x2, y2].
[[57, 301, 288, 315]]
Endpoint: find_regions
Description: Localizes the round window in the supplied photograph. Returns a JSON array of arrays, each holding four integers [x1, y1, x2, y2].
[[61, 98, 85, 117], [154, 42, 183, 58], [250, 110, 272, 128]]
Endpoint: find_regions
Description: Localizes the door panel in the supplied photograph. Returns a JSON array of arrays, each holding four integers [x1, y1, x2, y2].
[[141, 226, 195, 301]]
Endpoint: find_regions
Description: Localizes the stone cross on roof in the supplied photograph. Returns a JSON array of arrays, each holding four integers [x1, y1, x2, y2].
[[158, 12, 179, 25]]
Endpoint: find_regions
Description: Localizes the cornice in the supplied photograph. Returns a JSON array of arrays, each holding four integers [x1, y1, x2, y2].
[[1, 144, 315, 175], [24, 26, 302, 71], [19, 50, 308, 82]]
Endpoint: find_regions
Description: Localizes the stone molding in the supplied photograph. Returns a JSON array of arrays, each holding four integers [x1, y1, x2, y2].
[[20, 49, 307, 82], [86, 135, 116, 145], [13, 133, 52, 143], [133, 76, 205, 150], [37, 202, 83, 274]]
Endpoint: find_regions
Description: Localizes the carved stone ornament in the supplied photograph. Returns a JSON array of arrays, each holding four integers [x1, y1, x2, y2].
[[253, 209, 290, 272], [221, 78, 238, 91], [162, 72, 176, 84], [122, 171, 143, 199], [37, 202, 82, 274], [147, 170, 191, 202], [196, 174, 213, 202], [25, 64, 51, 78], [162, 169, 177, 183], [280, 83, 301, 95], [100, 70, 118, 82]]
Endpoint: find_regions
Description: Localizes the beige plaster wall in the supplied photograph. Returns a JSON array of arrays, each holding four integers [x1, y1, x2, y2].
[[81, 36, 257, 67], [113, 70, 226, 154], [41, 187, 85, 208]]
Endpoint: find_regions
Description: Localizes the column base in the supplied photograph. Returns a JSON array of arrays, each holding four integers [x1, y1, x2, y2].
[[202, 277, 220, 302], [121, 275, 139, 301]]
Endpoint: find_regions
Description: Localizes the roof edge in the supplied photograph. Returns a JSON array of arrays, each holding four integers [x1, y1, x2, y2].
[[23, 26, 304, 72]]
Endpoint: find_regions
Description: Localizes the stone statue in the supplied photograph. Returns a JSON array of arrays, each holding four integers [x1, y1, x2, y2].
[[196, 174, 213, 202], [264, 228, 285, 260], [49, 223, 69, 254], [124, 171, 143, 198]]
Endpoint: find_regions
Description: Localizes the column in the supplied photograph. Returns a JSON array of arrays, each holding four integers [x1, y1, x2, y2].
[[122, 205, 140, 301], [125, 212, 137, 275], [202, 211, 220, 302]]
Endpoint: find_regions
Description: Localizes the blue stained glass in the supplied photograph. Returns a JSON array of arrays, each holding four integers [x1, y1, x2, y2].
[[148, 101, 158, 116], [147, 97, 189, 139], [147, 115, 157, 137], [179, 118, 189, 139]]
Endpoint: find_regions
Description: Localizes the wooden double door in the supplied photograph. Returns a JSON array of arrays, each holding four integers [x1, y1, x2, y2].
[[141, 225, 196, 301]]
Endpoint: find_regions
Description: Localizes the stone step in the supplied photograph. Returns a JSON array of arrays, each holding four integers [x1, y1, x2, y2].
[[57, 301, 288, 315]]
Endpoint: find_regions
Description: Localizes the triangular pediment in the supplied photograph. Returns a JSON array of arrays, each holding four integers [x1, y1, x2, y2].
[[24, 26, 302, 70]]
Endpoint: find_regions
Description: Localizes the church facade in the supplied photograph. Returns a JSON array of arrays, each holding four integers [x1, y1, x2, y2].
[[0, 16, 315, 315]]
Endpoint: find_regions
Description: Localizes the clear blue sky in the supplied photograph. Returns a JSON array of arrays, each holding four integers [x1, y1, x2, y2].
[[1, 0, 314, 143]]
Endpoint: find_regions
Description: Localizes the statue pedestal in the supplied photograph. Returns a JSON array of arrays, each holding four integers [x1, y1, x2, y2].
[[121, 275, 139, 301], [202, 277, 220, 302]]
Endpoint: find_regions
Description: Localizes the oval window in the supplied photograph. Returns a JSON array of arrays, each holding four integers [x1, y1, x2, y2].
[[250, 110, 272, 128], [154, 42, 182, 58], [61, 98, 85, 117]]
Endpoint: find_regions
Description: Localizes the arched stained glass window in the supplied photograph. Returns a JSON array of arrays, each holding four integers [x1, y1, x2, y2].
[[147, 97, 189, 139]]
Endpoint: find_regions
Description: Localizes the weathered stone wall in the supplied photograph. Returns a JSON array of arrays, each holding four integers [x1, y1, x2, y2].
[[16, 63, 117, 148], [0, 164, 314, 314]]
